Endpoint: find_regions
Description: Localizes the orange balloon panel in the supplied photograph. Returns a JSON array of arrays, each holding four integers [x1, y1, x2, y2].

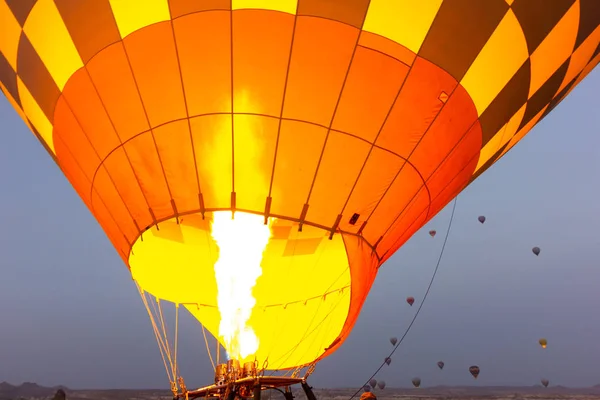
[[0, 0, 599, 369]]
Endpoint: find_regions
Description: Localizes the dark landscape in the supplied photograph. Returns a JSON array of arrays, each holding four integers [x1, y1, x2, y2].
[[3, 382, 600, 400]]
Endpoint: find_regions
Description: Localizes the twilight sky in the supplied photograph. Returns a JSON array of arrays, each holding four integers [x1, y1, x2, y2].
[[0, 69, 599, 390]]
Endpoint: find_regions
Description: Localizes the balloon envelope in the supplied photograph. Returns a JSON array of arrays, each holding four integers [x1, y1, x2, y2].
[[533, 247, 541, 256], [369, 379, 377, 389], [390, 337, 398, 346], [541, 379, 549, 387], [539, 338, 547, 348], [469, 366, 480, 379], [406, 296, 415, 306], [412, 378, 421, 388], [1, 0, 597, 372], [478, 216, 486, 223], [437, 361, 445, 369], [377, 381, 386, 390]]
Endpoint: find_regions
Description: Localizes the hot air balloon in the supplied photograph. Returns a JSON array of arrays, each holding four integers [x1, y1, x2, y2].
[[390, 337, 398, 346], [437, 361, 445, 370], [377, 381, 386, 390], [406, 296, 415, 306], [361, 392, 376, 400], [533, 247, 541, 256], [363, 385, 371, 393], [541, 379, 549, 388], [369, 379, 377, 389], [52, 390, 66, 400], [478, 216, 486, 224], [539, 338, 547, 349], [429, 230, 437, 237], [384, 357, 391, 366], [1, 1, 597, 397], [412, 378, 421, 388], [469, 366, 480, 379]]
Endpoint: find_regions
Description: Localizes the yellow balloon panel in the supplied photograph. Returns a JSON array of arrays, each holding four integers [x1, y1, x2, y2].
[[130, 212, 351, 369]]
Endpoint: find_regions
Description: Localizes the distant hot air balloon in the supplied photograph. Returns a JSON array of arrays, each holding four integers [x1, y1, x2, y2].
[[369, 379, 377, 389], [541, 379, 549, 388], [469, 366, 480, 379], [478, 216, 486, 224], [406, 296, 415, 306], [539, 338, 547, 349], [437, 361, 445, 370], [363, 385, 371, 392], [1, 1, 597, 394], [429, 230, 437, 238], [52, 390, 66, 400], [390, 337, 398, 346], [533, 247, 541, 256], [412, 378, 421, 388], [384, 357, 392, 366], [377, 381, 386, 390]]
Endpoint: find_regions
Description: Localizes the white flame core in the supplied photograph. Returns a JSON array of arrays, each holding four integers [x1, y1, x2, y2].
[[211, 211, 272, 360]]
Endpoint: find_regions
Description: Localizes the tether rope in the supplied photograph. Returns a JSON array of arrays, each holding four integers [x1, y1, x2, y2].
[[348, 197, 459, 400]]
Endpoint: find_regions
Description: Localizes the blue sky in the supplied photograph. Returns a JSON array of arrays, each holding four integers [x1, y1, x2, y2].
[[0, 69, 599, 390]]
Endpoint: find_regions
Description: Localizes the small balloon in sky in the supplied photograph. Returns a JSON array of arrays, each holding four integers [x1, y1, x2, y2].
[[541, 379, 549, 387], [469, 365, 480, 379]]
